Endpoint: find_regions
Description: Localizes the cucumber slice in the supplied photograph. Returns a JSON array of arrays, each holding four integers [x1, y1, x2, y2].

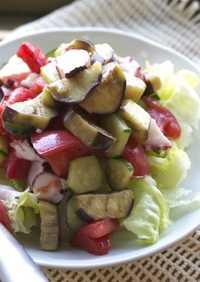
[[66, 195, 87, 232], [0, 134, 8, 164], [106, 158, 134, 191], [66, 155, 104, 194], [99, 113, 131, 158], [40, 61, 60, 83]]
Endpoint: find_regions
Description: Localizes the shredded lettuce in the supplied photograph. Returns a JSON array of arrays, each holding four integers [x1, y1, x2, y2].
[[121, 176, 172, 245], [1, 187, 40, 234], [147, 143, 191, 190]]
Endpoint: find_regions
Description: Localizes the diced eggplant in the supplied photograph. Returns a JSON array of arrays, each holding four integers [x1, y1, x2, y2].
[[94, 43, 116, 64], [118, 99, 151, 142], [32, 171, 66, 204], [143, 71, 162, 95], [2, 89, 59, 135], [55, 39, 95, 57], [80, 62, 126, 114], [56, 49, 91, 79], [124, 72, 146, 102], [47, 61, 102, 104], [63, 106, 116, 152], [39, 200, 59, 251], [74, 190, 134, 221], [90, 51, 105, 65]]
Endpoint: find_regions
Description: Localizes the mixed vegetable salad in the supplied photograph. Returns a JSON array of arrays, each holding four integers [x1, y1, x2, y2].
[[0, 38, 200, 256]]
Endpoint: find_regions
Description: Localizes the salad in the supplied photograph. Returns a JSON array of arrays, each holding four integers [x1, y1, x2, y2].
[[0, 38, 200, 256]]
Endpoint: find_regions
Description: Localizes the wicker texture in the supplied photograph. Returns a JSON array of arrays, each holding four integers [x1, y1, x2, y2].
[[5, 0, 200, 281]]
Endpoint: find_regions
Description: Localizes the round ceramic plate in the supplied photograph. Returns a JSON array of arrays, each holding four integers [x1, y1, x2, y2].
[[0, 28, 200, 270]]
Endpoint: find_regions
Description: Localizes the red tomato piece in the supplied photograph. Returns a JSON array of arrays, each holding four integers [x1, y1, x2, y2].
[[0, 200, 12, 233], [31, 129, 104, 177], [17, 42, 48, 74], [142, 96, 181, 139], [122, 137, 151, 178], [76, 218, 119, 239], [2, 148, 31, 179], [71, 233, 111, 256], [6, 87, 36, 104], [70, 218, 119, 255], [1, 72, 31, 90], [0, 87, 36, 138], [29, 76, 48, 95]]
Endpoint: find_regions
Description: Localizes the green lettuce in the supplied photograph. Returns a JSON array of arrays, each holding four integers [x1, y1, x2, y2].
[[147, 143, 191, 190], [161, 187, 200, 208], [3, 189, 40, 234], [146, 60, 200, 149], [121, 176, 172, 245]]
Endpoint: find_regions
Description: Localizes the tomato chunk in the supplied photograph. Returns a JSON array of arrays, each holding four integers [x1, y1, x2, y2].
[[31, 129, 104, 177], [0, 200, 12, 233], [29, 76, 48, 95], [142, 96, 181, 139], [122, 137, 151, 178], [17, 42, 48, 73], [70, 218, 119, 255], [2, 148, 31, 179]]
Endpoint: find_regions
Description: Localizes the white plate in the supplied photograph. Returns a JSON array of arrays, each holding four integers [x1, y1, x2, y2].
[[1, 27, 200, 270]]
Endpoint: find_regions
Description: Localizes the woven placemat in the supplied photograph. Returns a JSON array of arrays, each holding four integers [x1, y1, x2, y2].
[[4, 0, 200, 281]]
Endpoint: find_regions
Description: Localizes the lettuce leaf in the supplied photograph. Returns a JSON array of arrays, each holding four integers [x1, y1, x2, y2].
[[1, 187, 40, 234], [147, 143, 191, 190], [161, 187, 200, 208], [121, 176, 172, 245], [146, 60, 200, 149]]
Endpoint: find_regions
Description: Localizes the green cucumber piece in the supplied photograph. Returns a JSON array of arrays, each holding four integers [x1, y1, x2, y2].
[[66, 155, 104, 194], [40, 61, 60, 83], [106, 158, 134, 191], [99, 113, 131, 158], [0, 134, 8, 164], [66, 195, 86, 232]]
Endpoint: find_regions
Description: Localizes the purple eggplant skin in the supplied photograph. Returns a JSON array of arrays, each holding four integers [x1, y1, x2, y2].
[[90, 52, 105, 65], [73, 190, 134, 221], [47, 61, 103, 104], [80, 62, 126, 115], [56, 49, 91, 79], [62, 106, 116, 152], [55, 39, 95, 57], [76, 198, 134, 222], [76, 209, 95, 223]]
